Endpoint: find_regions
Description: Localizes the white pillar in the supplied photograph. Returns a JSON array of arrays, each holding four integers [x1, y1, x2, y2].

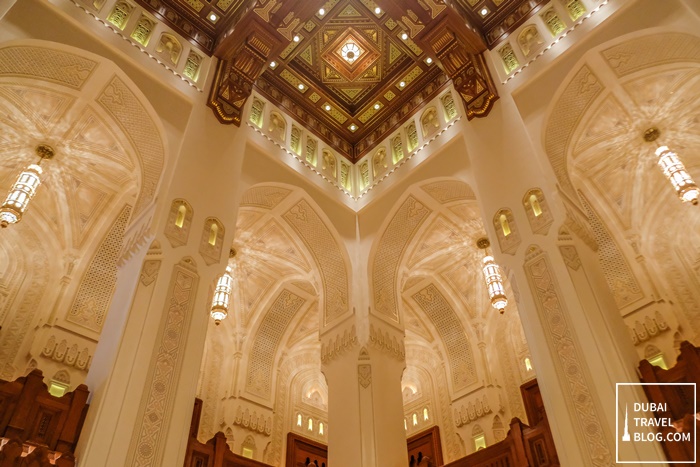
[[462, 95, 666, 465], [77, 105, 246, 467], [322, 318, 407, 467]]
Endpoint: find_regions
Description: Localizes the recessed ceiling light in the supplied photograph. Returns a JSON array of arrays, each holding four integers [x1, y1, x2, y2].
[[479, 7, 489, 16], [399, 81, 406, 88], [298, 83, 305, 90], [293, 35, 300, 42], [401, 32, 408, 40], [374, 7, 381, 14], [209, 13, 218, 21], [325, 104, 331, 111], [350, 124, 357, 131], [426, 57, 433, 64], [319, 8, 325, 15], [270, 61, 276, 68], [373, 103, 380, 110]]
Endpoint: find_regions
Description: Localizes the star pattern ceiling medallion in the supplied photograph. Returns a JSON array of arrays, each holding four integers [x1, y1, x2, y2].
[[322, 28, 381, 83], [340, 41, 362, 64]]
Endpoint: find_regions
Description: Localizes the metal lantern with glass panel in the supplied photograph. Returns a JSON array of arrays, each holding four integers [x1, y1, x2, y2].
[[644, 127, 699, 205], [210, 248, 238, 325], [0, 144, 54, 228], [477, 237, 508, 314], [211, 266, 233, 325]]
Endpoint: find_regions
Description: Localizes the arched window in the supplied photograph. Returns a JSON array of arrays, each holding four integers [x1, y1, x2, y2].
[[297, 413, 302, 427], [493, 208, 520, 255], [404, 418, 408, 430], [412, 413, 418, 426], [208, 223, 218, 246], [308, 418, 313, 431], [499, 213, 511, 236], [525, 357, 533, 371], [423, 407, 429, 421], [529, 194, 542, 217], [319, 422, 324, 435], [522, 189, 552, 235], [166, 199, 194, 247], [176, 205, 186, 228]]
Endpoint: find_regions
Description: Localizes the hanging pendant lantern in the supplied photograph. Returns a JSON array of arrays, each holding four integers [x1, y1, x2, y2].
[[477, 237, 508, 314], [210, 266, 233, 325], [644, 128, 699, 205], [0, 144, 54, 228]]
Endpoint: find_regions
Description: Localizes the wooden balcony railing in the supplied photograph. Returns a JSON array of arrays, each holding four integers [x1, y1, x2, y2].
[[442, 417, 558, 467], [0, 369, 89, 466], [639, 340, 699, 462], [183, 399, 273, 467]]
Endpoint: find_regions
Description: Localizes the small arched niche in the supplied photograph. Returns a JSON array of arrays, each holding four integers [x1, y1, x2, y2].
[[406, 121, 419, 152], [359, 161, 370, 191], [165, 199, 193, 247], [250, 97, 265, 128], [522, 188, 553, 235], [268, 111, 286, 142], [518, 25, 544, 57], [493, 208, 521, 255], [373, 147, 388, 178], [321, 150, 337, 180], [155, 32, 182, 65], [421, 106, 440, 139], [440, 91, 458, 122], [199, 217, 225, 265], [306, 137, 318, 166], [392, 135, 404, 164]]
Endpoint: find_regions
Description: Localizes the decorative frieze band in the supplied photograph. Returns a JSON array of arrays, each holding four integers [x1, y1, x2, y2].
[[368, 324, 405, 361], [321, 325, 357, 363], [629, 311, 669, 345], [233, 405, 272, 436], [41, 335, 92, 371], [453, 395, 493, 427]]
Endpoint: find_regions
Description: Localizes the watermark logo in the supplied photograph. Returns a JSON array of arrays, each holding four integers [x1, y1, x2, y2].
[[616, 383, 696, 464]]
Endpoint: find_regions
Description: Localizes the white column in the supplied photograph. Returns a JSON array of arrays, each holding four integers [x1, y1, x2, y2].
[[77, 105, 246, 467], [322, 318, 407, 467], [462, 95, 666, 464]]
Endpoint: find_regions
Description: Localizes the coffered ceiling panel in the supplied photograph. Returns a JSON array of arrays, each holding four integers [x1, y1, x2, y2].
[[254, 0, 444, 159], [138, 0, 520, 159]]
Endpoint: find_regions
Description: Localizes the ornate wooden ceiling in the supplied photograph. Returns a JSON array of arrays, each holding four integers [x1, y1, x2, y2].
[[446, 0, 550, 48], [137, 0, 547, 160]]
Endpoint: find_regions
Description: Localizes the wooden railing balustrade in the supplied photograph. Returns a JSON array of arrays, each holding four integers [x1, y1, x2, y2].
[[638, 340, 699, 463], [0, 369, 89, 466], [442, 417, 558, 467], [184, 399, 273, 467]]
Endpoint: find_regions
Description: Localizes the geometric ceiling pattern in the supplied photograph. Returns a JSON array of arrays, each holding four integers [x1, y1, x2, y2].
[[138, 0, 545, 160], [256, 0, 444, 159], [449, 0, 550, 48]]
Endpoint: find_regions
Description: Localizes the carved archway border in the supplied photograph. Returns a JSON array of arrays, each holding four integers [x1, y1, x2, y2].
[[0, 39, 167, 219], [542, 31, 700, 200]]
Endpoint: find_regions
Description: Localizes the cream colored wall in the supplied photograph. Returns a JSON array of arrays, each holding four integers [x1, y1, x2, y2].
[[511, 0, 700, 359]]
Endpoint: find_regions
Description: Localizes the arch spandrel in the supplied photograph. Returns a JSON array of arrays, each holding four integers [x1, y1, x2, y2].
[[0, 40, 170, 387], [542, 31, 700, 345], [235, 183, 352, 329]]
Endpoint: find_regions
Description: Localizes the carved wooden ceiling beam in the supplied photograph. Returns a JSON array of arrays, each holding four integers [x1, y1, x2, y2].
[[370, 0, 497, 120], [415, 11, 498, 120], [208, 0, 320, 125]]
